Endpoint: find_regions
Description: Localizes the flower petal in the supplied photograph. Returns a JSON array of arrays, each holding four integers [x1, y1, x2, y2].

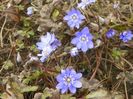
[[71, 38, 79, 45], [74, 73, 82, 79], [56, 82, 64, 89], [87, 40, 94, 49], [56, 74, 64, 82], [40, 56, 46, 62], [81, 43, 88, 52], [73, 81, 82, 88], [69, 85, 76, 94], [77, 42, 82, 49], [64, 15, 70, 20], [70, 69, 76, 75], [61, 85, 68, 94]]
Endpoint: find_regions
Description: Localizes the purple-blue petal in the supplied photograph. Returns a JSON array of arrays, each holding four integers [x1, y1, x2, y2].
[[87, 40, 94, 49], [70, 69, 76, 75], [69, 85, 76, 94], [64, 8, 85, 29], [74, 73, 82, 79], [61, 85, 68, 94], [56, 82, 64, 89], [56, 74, 64, 82], [81, 43, 88, 52], [63, 15, 70, 21], [77, 42, 82, 49], [73, 81, 82, 88], [71, 38, 79, 45]]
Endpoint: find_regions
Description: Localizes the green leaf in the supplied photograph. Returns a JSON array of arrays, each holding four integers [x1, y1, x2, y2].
[[41, 88, 52, 99], [21, 86, 38, 93], [22, 70, 42, 84], [112, 48, 121, 60], [3, 60, 14, 70], [86, 88, 108, 99], [51, 9, 60, 21], [60, 94, 76, 99]]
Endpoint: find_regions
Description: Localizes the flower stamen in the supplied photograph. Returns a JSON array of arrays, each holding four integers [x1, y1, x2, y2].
[[72, 15, 77, 20], [66, 77, 71, 83], [81, 36, 87, 41]]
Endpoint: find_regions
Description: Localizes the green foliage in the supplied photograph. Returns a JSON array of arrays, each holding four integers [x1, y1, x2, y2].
[[112, 48, 122, 60], [16, 5, 25, 11], [22, 70, 43, 84], [3, 60, 14, 70], [60, 94, 76, 99], [21, 86, 38, 93], [51, 9, 60, 21], [17, 29, 34, 38], [29, 44, 38, 52], [41, 88, 53, 99], [16, 39, 25, 50]]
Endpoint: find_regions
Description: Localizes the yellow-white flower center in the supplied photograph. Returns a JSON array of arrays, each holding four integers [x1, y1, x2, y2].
[[81, 36, 87, 41], [72, 15, 77, 20], [66, 77, 71, 83]]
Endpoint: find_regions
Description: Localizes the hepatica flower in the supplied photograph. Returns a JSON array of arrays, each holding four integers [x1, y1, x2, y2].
[[36, 32, 56, 50], [36, 32, 61, 62], [71, 27, 94, 52], [37, 45, 53, 62], [120, 30, 133, 42], [78, 0, 96, 9], [27, 7, 33, 15], [106, 29, 116, 38], [70, 47, 79, 57], [56, 68, 82, 94], [63, 8, 85, 29]]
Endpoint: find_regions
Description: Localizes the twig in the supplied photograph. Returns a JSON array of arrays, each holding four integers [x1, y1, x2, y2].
[[0, 47, 12, 73], [89, 50, 101, 81], [121, 57, 133, 70], [0, 15, 7, 47], [124, 79, 129, 99]]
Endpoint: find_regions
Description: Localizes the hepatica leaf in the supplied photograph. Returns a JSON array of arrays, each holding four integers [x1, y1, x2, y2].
[[21, 86, 38, 93], [51, 9, 60, 21], [60, 94, 76, 99], [3, 60, 14, 70]]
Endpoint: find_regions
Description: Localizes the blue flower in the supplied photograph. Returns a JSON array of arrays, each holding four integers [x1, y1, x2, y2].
[[51, 39, 61, 51], [106, 29, 116, 38], [120, 30, 133, 42], [77, 0, 96, 9], [63, 8, 85, 29], [27, 7, 33, 15], [36, 32, 61, 62], [56, 68, 82, 94], [37, 45, 53, 62], [36, 32, 60, 51], [71, 27, 94, 52], [70, 47, 79, 57]]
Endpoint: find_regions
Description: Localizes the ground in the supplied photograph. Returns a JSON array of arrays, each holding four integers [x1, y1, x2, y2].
[[0, 0, 133, 99]]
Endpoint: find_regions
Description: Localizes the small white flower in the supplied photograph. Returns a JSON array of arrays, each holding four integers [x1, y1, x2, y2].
[[17, 52, 22, 63], [77, 0, 96, 9], [70, 47, 79, 57], [27, 7, 34, 15], [37, 45, 53, 62], [95, 39, 102, 48], [113, 1, 120, 9]]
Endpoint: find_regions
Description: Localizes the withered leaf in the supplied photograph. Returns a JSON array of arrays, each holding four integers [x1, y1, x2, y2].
[[5, 6, 20, 23], [13, 0, 22, 4]]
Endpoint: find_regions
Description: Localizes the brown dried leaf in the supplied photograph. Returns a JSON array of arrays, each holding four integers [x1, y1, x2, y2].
[[13, 0, 22, 4], [33, 93, 43, 99], [81, 78, 102, 91], [5, 6, 20, 23]]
